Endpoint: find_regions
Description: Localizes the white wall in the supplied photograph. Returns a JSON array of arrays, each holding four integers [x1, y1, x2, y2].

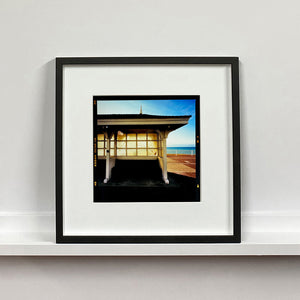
[[0, 0, 300, 298], [1, 257, 300, 300]]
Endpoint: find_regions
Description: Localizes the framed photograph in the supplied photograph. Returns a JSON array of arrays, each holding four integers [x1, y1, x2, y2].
[[56, 57, 240, 243]]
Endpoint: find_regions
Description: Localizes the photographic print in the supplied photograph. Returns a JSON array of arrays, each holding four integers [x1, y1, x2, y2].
[[56, 57, 240, 244], [93, 96, 200, 202]]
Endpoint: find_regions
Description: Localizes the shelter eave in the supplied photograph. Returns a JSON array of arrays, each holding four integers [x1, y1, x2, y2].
[[97, 117, 190, 126]]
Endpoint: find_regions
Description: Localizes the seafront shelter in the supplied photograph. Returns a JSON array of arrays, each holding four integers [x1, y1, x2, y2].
[[96, 112, 191, 184]]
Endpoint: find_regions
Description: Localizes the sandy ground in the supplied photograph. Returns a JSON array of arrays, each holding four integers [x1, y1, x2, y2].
[[167, 154, 196, 178]]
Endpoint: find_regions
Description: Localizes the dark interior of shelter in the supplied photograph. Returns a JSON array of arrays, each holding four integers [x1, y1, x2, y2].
[[94, 160, 199, 202]]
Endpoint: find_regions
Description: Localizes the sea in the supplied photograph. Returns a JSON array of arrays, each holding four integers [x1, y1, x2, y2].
[[167, 147, 196, 155]]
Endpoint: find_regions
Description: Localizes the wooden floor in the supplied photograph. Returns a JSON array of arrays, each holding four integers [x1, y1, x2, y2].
[[167, 154, 196, 178]]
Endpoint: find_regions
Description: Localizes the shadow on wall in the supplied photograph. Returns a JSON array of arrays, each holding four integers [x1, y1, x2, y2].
[[36, 60, 55, 213]]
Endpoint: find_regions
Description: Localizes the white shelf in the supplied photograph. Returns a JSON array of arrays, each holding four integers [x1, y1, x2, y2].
[[1, 212, 300, 256], [0, 232, 300, 256]]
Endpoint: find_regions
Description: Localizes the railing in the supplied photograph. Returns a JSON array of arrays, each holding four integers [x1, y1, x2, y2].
[[167, 149, 196, 155]]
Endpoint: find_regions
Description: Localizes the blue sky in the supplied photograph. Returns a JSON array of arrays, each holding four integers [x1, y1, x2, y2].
[[97, 99, 196, 147]]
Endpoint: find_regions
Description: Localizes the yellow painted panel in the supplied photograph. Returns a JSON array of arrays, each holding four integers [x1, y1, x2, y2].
[[127, 133, 136, 140], [97, 149, 104, 156], [137, 141, 146, 148], [148, 133, 157, 140], [138, 149, 147, 156], [117, 132, 126, 140], [127, 141, 136, 148], [97, 141, 104, 148], [148, 149, 158, 156], [148, 141, 158, 148], [137, 133, 146, 140], [117, 141, 126, 148], [97, 134, 104, 140], [127, 149, 137, 156], [117, 149, 126, 156]]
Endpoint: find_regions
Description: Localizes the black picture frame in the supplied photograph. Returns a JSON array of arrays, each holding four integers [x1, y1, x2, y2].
[[56, 57, 240, 244]]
